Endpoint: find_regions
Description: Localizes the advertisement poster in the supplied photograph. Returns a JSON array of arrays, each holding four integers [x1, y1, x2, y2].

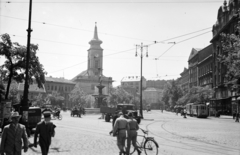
[[3, 101, 12, 119]]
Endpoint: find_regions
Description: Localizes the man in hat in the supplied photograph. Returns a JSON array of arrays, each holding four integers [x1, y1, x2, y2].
[[113, 112, 128, 155], [34, 111, 56, 155], [126, 112, 141, 155], [0, 112, 28, 155]]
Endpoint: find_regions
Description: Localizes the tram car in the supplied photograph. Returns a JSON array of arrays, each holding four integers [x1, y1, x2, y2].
[[186, 103, 194, 116], [186, 103, 208, 118]]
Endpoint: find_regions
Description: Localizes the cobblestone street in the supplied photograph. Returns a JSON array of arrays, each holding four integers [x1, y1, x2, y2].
[[1, 110, 239, 155]]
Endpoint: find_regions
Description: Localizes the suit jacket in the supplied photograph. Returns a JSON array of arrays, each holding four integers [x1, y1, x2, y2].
[[0, 123, 28, 153], [34, 121, 56, 146]]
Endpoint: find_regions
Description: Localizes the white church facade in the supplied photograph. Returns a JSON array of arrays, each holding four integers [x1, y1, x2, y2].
[[71, 23, 113, 95]]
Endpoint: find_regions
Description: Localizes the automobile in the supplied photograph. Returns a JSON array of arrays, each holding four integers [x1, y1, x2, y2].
[[100, 104, 141, 124]]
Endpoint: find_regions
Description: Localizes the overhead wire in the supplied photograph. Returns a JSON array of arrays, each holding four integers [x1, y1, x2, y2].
[[49, 30, 211, 74], [1, 13, 212, 73], [1, 0, 223, 4], [0, 15, 153, 43]]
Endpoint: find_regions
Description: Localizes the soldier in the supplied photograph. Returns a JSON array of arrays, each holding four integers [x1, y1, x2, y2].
[[113, 112, 128, 155], [126, 112, 141, 155]]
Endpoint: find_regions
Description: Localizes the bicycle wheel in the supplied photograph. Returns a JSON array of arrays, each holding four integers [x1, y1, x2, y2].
[[130, 141, 140, 155], [144, 139, 158, 155], [58, 114, 62, 120]]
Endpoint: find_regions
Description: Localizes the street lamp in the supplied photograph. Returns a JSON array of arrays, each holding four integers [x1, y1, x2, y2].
[[135, 43, 148, 118], [21, 0, 32, 129]]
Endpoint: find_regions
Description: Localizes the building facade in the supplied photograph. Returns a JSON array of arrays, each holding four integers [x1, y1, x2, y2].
[[143, 87, 163, 109], [188, 48, 202, 88], [198, 44, 213, 88], [180, 67, 189, 92], [44, 76, 76, 108], [210, 0, 240, 115], [121, 76, 147, 93], [146, 80, 166, 89]]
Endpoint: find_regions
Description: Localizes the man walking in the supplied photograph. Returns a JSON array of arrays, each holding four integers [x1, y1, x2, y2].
[[235, 112, 239, 122], [34, 111, 56, 155], [0, 112, 28, 155], [126, 112, 141, 155], [113, 112, 128, 155]]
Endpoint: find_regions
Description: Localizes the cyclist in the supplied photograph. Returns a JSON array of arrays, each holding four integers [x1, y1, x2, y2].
[[126, 112, 141, 155], [53, 108, 60, 118]]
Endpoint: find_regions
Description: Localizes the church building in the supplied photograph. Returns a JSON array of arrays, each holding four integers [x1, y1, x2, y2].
[[71, 23, 113, 95]]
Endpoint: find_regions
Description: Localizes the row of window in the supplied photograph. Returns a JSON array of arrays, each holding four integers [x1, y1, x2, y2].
[[46, 84, 73, 92], [199, 63, 212, 77]]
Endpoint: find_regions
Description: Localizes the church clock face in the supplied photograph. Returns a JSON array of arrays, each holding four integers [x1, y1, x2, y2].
[[94, 54, 99, 58]]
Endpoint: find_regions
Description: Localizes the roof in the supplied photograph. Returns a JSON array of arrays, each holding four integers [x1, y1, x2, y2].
[[18, 83, 46, 93], [46, 76, 76, 85], [198, 44, 213, 64], [188, 48, 202, 61], [121, 76, 144, 82], [144, 87, 163, 92], [71, 70, 107, 81]]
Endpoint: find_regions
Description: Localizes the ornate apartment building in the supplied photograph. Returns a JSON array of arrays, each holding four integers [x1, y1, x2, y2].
[[210, 0, 240, 114], [198, 44, 213, 88]]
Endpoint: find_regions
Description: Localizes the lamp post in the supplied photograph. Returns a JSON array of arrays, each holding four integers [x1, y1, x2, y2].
[[21, 0, 32, 126], [135, 43, 148, 118]]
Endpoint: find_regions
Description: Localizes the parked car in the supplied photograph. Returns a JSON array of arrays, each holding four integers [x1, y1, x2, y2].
[[100, 104, 141, 124]]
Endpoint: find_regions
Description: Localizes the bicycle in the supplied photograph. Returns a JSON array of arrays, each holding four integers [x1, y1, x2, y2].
[[130, 128, 159, 155], [52, 111, 62, 120]]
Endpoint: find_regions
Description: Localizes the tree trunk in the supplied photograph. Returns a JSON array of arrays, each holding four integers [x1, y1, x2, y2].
[[5, 72, 12, 100]]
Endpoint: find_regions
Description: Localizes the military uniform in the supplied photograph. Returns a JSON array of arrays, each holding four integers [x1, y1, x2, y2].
[[113, 114, 128, 155], [126, 117, 139, 155]]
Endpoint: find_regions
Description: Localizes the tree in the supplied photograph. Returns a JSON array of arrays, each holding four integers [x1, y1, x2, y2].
[[107, 86, 135, 107], [177, 86, 213, 105], [69, 85, 87, 107], [49, 91, 65, 108], [162, 80, 183, 108], [219, 21, 240, 88], [0, 33, 46, 99], [162, 82, 171, 107]]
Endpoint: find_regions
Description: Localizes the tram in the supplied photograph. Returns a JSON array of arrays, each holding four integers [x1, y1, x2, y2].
[[185, 103, 208, 118]]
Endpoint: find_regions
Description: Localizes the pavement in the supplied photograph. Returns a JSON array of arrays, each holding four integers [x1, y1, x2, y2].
[[0, 110, 239, 155]]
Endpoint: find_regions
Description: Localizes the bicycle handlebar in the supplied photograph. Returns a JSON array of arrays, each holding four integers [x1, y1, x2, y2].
[[140, 128, 148, 135]]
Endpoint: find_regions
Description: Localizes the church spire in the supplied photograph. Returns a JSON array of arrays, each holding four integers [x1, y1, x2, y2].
[[89, 22, 102, 45], [93, 22, 99, 40]]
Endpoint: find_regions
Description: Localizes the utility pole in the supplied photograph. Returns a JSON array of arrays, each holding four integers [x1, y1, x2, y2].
[[135, 43, 148, 119], [22, 0, 32, 117]]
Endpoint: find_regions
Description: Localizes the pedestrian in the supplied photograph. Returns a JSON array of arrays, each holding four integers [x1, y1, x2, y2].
[[109, 110, 120, 135], [183, 109, 187, 118], [34, 111, 56, 155], [233, 111, 236, 119], [235, 112, 239, 122], [0, 112, 28, 155], [126, 112, 141, 155], [113, 112, 128, 155]]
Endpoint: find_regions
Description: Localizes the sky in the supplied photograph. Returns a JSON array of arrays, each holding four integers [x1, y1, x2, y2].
[[0, 0, 225, 86]]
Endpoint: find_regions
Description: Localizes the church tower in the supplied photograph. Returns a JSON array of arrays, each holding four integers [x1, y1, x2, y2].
[[87, 22, 103, 76], [71, 23, 113, 95]]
